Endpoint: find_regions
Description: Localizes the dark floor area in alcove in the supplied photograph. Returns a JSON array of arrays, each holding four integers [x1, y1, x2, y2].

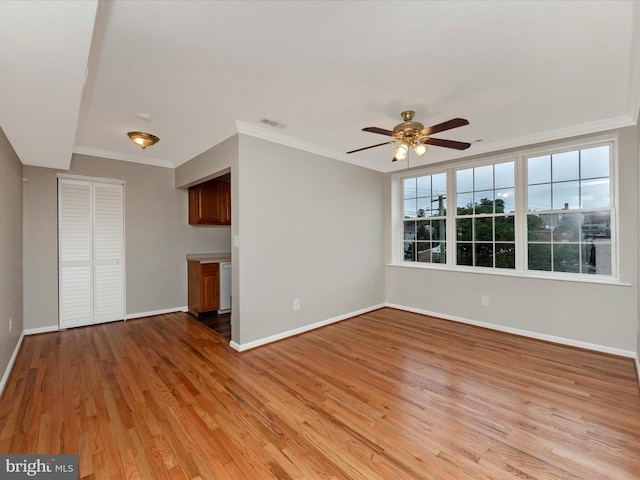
[[196, 311, 231, 340]]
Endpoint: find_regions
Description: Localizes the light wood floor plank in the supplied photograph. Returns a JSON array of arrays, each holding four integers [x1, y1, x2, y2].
[[1, 307, 639, 479]]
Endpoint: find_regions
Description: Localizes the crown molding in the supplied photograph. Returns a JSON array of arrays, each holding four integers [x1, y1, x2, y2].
[[73, 145, 174, 168], [235, 121, 378, 171]]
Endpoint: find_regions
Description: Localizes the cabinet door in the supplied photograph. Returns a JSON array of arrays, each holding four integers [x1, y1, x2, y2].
[[189, 180, 231, 225], [200, 263, 220, 311]]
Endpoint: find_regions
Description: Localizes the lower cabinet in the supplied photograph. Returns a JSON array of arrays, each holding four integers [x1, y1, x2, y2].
[[188, 260, 220, 316]]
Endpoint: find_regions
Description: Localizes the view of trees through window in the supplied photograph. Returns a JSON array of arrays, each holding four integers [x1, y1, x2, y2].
[[401, 142, 613, 277], [456, 162, 515, 269]]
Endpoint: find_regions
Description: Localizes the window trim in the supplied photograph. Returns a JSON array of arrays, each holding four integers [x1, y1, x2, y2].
[[391, 134, 620, 284]]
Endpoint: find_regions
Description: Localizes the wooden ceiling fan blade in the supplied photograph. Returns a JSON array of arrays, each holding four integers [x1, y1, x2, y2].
[[362, 126, 396, 137], [422, 137, 471, 150], [420, 118, 469, 136], [346, 141, 395, 154]]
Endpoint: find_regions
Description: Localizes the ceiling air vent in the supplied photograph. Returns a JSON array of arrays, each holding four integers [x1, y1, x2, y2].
[[260, 118, 286, 128]]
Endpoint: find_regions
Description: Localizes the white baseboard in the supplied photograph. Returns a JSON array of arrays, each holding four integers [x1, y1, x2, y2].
[[0, 331, 24, 398], [229, 304, 385, 352], [24, 325, 59, 335], [385, 303, 637, 359], [635, 354, 640, 384], [125, 306, 187, 320]]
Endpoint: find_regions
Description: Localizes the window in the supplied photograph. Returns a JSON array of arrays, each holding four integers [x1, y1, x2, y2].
[[403, 173, 447, 263], [526, 145, 611, 275], [398, 140, 615, 279], [455, 161, 515, 269]]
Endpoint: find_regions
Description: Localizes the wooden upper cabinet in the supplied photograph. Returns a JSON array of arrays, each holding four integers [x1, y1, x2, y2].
[[189, 179, 231, 225]]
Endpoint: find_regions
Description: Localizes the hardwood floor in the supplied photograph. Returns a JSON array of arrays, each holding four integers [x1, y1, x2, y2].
[[1, 307, 639, 479], [195, 311, 231, 340]]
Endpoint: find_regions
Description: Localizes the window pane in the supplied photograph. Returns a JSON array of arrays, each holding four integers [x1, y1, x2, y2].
[[554, 212, 581, 242], [474, 218, 493, 241], [528, 184, 551, 211], [457, 193, 473, 215], [404, 178, 416, 199], [474, 190, 494, 214], [581, 211, 610, 240], [416, 197, 431, 217], [474, 165, 493, 191], [495, 161, 514, 189], [552, 150, 579, 182], [431, 219, 446, 241], [475, 243, 493, 267], [432, 173, 447, 196], [528, 155, 551, 184], [495, 216, 515, 241], [495, 243, 515, 269], [404, 242, 415, 261], [457, 168, 473, 193], [527, 214, 551, 242], [552, 181, 579, 210], [416, 242, 431, 263], [581, 146, 609, 179], [416, 176, 431, 198], [404, 198, 417, 218], [416, 220, 430, 240], [495, 188, 515, 213], [581, 178, 609, 209], [431, 195, 446, 216], [583, 241, 611, 275], [553, 243, 580, 273], [456, 243, 472, 266], [528, 243, 551, 271], [457, 218, 472, 241], [403, 221, 416, 241]]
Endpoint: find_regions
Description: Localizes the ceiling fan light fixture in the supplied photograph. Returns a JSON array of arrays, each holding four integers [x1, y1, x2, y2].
[[394, 142, 409, 161], [127, 131, 160, 149], [412, 142, 428, 157]]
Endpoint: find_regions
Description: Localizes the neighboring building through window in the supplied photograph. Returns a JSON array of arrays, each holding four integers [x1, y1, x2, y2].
[[526, 145, 611, 275]]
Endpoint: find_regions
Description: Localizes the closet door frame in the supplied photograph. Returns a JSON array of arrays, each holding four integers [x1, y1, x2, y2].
[[58, 175, 126, 329]]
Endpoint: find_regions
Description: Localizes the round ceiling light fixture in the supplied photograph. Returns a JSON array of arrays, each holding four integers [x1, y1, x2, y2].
[[127, 131, 159, 149]]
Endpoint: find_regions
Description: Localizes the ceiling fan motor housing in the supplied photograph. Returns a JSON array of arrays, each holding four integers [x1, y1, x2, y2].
[[393, 110, 424, 138]]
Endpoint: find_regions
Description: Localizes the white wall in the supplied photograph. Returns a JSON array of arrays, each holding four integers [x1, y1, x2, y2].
[[235, 135, 386, 346], [0, 127, 23, 387], [22, 154, 231, 330], [386, 126, 639, 355]]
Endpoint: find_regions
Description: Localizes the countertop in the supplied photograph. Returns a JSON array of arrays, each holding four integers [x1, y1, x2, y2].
[[186, 252, 231, 264]]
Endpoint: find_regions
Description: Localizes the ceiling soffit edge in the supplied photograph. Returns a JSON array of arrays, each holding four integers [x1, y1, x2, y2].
[[72, 145, 174, 168]]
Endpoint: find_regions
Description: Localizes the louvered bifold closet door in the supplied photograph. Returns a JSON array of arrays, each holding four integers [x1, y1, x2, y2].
[[93, 182, 125, 323], [58, 179, 125, 329], [59, 179, 93, 329]]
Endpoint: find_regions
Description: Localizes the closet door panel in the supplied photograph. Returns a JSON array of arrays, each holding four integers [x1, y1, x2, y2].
[[93, 183, 125, 323], [58, 180, 93, 329]]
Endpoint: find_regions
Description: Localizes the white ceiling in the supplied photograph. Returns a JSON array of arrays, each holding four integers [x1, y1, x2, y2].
[[1, 1, 639, 173]]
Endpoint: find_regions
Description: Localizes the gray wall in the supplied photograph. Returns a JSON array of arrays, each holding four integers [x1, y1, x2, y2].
[[386, 126, 639, 354], [235, 135, 386, 345], [23, 154, 231, 330], [0, 127, 23, 383]]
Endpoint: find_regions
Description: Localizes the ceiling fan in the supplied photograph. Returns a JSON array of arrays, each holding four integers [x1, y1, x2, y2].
[[347, 110, 471, 162]]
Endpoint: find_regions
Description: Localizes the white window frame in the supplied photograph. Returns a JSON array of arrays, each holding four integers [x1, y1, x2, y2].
[[391, 134, 620, 284]]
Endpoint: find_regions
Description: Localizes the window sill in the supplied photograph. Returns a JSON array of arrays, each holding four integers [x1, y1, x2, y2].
[[387, 261, 631, 287]]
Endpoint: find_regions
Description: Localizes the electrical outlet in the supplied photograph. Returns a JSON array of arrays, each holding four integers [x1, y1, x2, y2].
[[9, 318, 12, 333], [482, 296, 490, 306], [293, 299, 300, 310]]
